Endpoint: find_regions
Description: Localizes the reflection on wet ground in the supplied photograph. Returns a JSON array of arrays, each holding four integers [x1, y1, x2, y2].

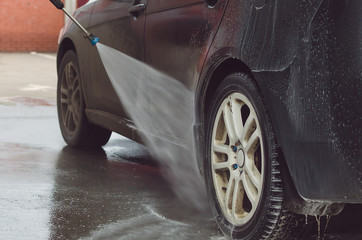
[[49, 145, 220, 240], [0, 100, 221, 239], [0, 100, 361, 240]]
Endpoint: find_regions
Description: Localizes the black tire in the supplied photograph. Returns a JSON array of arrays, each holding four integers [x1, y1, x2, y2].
[[57, 50, 111, 148], [205, 72, 307, 239]]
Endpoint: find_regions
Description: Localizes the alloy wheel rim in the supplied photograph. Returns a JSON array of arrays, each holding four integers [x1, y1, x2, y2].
[[211, 92, 264, 225], [60, 62, 81, 135]]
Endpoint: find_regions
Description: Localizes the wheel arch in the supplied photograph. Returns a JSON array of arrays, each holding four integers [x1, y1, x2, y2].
[[57, 38, 77, 72], [195, 57, 345, 216], [201, 58, 253, 122]]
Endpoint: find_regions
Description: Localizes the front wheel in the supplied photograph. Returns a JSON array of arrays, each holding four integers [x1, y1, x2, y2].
[[205, 72, 306, 239], [57, 50, 111, 148]]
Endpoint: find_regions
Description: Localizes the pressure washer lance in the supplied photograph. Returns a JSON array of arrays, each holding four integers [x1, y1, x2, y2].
[[49, 0, 99, 46]]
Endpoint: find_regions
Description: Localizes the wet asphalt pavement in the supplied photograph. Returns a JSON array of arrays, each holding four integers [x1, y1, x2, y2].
[[0, 53, 361, 240]]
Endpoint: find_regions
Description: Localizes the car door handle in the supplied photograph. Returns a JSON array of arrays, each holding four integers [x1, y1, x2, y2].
[[128, 4, 146, 15]]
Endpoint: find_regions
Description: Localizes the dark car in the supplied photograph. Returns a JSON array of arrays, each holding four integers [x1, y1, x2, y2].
[[55, 0, 361, 239]]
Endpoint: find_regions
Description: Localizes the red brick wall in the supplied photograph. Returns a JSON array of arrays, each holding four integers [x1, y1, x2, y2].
[[77, 0, 88, 8], [0, 0, 64, 52]]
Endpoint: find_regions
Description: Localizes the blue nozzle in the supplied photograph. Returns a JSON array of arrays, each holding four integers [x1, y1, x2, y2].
[[89, 34, 99, 46]]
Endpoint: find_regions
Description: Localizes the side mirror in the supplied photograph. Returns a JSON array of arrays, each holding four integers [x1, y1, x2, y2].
[[49, 0, 64, 10]]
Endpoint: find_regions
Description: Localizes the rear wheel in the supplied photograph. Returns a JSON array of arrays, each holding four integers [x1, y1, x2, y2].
[[205, 72, 307, 239], [57, 50, 111, 148]]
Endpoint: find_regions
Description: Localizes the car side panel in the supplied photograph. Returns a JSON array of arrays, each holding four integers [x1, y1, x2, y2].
[[85, 0, 146, 118], [144, 0, 227, 90]]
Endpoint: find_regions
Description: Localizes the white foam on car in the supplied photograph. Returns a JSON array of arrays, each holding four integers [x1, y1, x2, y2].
[[96, 43, 207, 210]]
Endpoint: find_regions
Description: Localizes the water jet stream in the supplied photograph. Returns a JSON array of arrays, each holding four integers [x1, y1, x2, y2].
[[96, 43, 207, 210]]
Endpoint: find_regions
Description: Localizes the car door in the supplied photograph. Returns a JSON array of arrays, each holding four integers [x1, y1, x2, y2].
[[86, 0, 147, 118], [144, 0, 228, 89]]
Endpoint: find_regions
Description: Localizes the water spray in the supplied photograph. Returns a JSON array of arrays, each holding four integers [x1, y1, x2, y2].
[[49, 0, 99, 46]]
